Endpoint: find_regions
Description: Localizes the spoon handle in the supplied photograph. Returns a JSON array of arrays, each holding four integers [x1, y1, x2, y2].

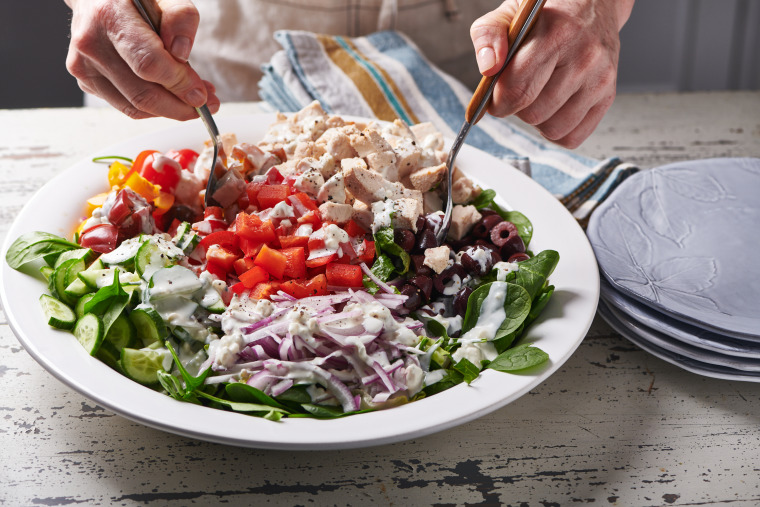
[[465, 0, 547, 124]]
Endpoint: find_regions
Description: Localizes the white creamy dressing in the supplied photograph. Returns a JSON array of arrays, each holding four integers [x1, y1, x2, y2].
[[269, 201, 295, 218], [451, 281, 509, 365], [370, 200, 395, 233], [492, 261, 519, 281], [469, 247, 491, 272]]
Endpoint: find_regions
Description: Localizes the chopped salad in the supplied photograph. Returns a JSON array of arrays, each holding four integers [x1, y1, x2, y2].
[[6, 102, 558, 420]]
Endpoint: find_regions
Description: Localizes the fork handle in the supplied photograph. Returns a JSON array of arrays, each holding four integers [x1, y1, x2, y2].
[[132, 0, 163, 33], [465, 0, 546, 124]]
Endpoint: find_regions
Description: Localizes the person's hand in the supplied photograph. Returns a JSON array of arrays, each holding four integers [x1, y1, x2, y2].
[[470, 0, 634, 148], [64, 0, 220, 120]]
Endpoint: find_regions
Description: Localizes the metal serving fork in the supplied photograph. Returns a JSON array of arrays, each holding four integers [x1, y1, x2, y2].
[[435, 0, 548, 245], [132, 0, 224, 208]]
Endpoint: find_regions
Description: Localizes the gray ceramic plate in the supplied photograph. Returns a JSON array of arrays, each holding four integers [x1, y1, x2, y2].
[[588, 158, 760, 340], [598, 301, 760, 382], [600, 278, 760, 357]]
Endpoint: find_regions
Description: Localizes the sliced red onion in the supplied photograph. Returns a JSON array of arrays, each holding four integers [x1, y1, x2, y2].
[[271, 379, 294, 397]]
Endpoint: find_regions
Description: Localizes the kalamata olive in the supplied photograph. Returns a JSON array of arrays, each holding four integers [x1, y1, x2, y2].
[[448, 235, 474, 252], [167, 204, 201, 224], [508, 252, 530, 263], [471, 214, 504, 238], [414, 229, 438, 252], [473, 239, 500, 256], [453, 286, 473, 316], [460, 246, 495, 277], [394, 229, 416, 252], [490, 221, 518, 247], [400, 284, 424, 310], [478, 208, 500, 218], [433, 264, 466, 295], [415, 216, 427, 233], [500, 232, 526, 259], [409, 275, 433, 300], [411, 254, 426, 272]]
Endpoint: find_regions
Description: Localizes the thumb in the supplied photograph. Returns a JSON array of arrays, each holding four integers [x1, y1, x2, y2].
[[157, 0, 200, 63], [470, 1, 519, 76]]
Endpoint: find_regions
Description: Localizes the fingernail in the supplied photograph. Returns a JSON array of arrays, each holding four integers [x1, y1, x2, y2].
[[477, 47, 496, 73], [186, 88, 206, 106], [171, 36, 192, 62]]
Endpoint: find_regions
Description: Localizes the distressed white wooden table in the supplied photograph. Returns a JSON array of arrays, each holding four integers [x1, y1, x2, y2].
[[2, 92, 759, 506]]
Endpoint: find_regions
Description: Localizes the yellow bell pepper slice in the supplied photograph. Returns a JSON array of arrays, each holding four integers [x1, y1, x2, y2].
[[85, 192, 110, 217], [124, 171, 160, 201], [108, 161, 133, 188], [153, 192, 175, 215]]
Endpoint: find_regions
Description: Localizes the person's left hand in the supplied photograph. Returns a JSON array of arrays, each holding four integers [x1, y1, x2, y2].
[[470, 0, 635, 148]]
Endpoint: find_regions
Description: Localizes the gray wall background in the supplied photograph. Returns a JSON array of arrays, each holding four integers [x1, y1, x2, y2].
[[1, 0, 758, 110]]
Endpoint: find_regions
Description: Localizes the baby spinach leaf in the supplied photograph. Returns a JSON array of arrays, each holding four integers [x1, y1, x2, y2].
[[470, 190, 533, 246], [374, 226, 410, 274], [165, 341, 211, 396], [195, 390, 290, 415], [422, 369, 463, 397], [84, 270, 130, 338], [461, 282, 531, 341], [453, 358, 481, 384], [488, 343, 549, 372], [371, 254, 396, 281], [225, 382, 289, 411], [275, 385, 312, 404], [502, 250, 559, 300], [6, 232, 81, 270]]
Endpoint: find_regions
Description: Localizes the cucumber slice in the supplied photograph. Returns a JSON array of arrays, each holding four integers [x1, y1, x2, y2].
[[51, 258, 83, 306], [78, 268, 140, 289], [64, 277, 91, 298], [129, 306, 167, 347], [200, 285, 226, 314], [120, 348, 169, 385], [73, 313, 104, 356], [148, 265, 203, 300], [39, 294, 76, 330], [135, 240, 182, 281], [105, 314, 138, 350], [98, 237, 143, 267], [40, 265, 54, 281], [96, 341, 123, 371], [54, 248, 96, 269], [172, 221, 192, 244], [75, 293, 95, 319]]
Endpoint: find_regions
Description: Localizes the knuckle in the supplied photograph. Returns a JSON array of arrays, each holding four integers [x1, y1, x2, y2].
[[518, 106, 548, 127], [128, 87, 161, 114], [119, 103, 151, 120], [131, 48, 165, 81]]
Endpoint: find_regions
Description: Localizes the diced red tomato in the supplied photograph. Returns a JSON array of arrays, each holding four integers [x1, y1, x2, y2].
[[167, 218, 182, 238], [166, 148, 199, 170], [246, 181, 265, 207], [288, 193, 318, 215], [204, 206, 225, 220], [239, 265, 270, 288], [107, 190, 133, 225], [239, 237, 264, 259], [236, 212, 276, 244], [199, 230, 239, 251], [279, 280, 310, 299], [254, 244, 287, 279], [297, 211, 322, 228], [257, 184, 290, 209], [79, 223, 118, 253], [152, 209, 170, 232], [131, 150, 159, 175], [230, 281, 248, 295], [265, 167, 284, 184], [205, 260, 228, 280], [357, 239, 376, 264], [280, 247, 306, 279], [326, 263, 363, 287], [206, 244, 239, 272], [344, 219, 367, 238], [232, 257, 256, 276], [305, 253, 337, 269], [250, 281, 281, 300], [278, 236, 309, 249], [140, 154, 182, 192], [305, 274, 327, 296]]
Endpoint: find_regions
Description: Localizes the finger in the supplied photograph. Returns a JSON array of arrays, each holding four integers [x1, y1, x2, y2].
[[486, 41, 558, 118], [470, 0, 519, 75], [202, 80, 221, 114], [156, 0, 200, 63], [79, 73, 157, 120], [514, 62, 584, 126], [86, 48, 202, 120], [107, 4, 208, 108], [552, 100, 613, 149]]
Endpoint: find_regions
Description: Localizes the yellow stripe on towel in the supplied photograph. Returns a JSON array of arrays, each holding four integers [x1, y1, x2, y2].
[[317, 34, 418, 124]]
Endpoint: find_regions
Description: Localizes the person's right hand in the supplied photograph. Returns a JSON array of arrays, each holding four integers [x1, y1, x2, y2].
[[64, 0, 219, 120]]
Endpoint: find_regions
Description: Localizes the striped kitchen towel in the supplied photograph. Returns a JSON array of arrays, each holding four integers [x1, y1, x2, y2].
[[258, 30, 637, 223]]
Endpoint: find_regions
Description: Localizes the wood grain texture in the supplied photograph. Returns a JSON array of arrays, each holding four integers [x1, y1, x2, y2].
[[2, 93, 760, 506]]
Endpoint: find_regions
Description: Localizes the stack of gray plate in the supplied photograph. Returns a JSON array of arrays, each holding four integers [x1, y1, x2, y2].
[[587, 158, 760, 381]]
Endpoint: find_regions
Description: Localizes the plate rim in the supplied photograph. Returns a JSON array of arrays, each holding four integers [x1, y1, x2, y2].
[[1, 113, 599, 449]]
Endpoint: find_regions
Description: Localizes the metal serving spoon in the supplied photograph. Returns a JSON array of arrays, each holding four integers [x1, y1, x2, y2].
[[132, 0, 224, 208], [435, 0, 548, 245]]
